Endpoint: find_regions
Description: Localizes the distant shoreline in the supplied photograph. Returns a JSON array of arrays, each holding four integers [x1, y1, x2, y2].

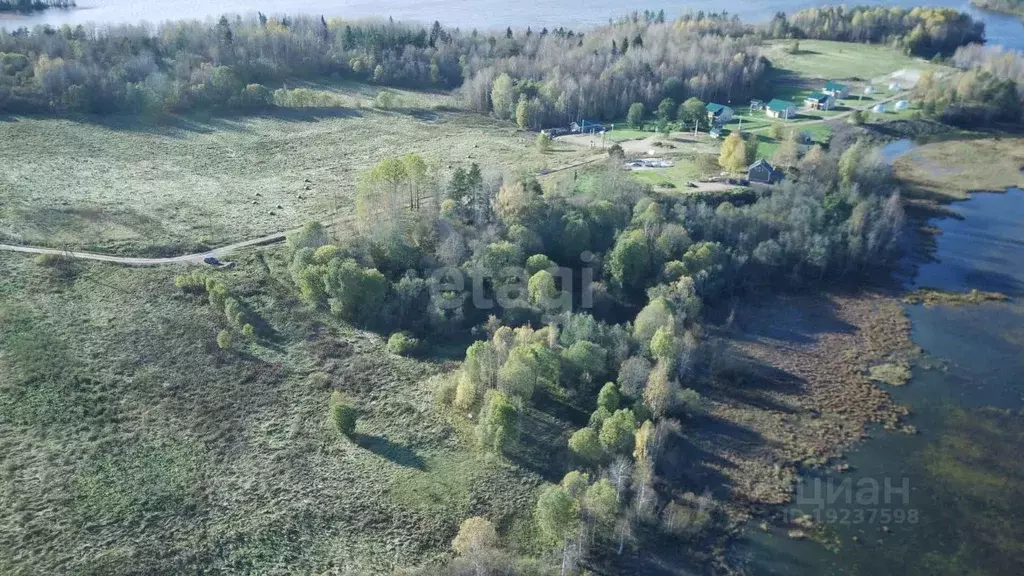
[[970, 0, 1024, 19], [0, 0, 75, 15]]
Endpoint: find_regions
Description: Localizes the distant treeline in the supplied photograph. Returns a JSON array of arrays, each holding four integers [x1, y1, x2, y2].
[[0, 11, 767, 118], [970, 0, 1024, 18], [767, 6, 985, 58], [0, 0, 72, 13], [0, 7, 989, 118], [917, 43, 1024, 124], [460, 12, 768, 128]]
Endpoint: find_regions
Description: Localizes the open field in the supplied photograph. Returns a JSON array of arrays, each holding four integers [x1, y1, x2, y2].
[[761, 40, 942, 82], [0, 88, 587, 256], [893, 137, 1024, 200], [0, 248, 565, 574]]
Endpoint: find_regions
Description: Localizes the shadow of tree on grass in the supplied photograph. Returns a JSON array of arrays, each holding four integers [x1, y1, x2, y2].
[[356, 433, 427, 470]]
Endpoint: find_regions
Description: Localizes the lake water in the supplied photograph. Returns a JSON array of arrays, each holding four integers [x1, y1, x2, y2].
[[736, 186, 1024, 575], [1, 0, 1023, 51]]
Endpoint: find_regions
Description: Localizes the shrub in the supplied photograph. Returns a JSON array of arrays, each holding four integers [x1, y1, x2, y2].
[[174, 270, 208, 292], [376, 88, 397, 109], [308, 371, 331, 389], [678, 388, 705, 416], [452, 516, 498, 556], [536, 132, 551, 152], [216, 329, 232, 350], [387, 332, 422, 356], [241, 323, 256, 339], [662, 491, 715, 538], [434, 374, 457, 407], [330, 391, 357, 436]]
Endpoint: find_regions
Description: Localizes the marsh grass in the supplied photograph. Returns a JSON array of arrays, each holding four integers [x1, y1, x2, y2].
[[893, 137, 1024, 201], [0, 249, 546, 573]]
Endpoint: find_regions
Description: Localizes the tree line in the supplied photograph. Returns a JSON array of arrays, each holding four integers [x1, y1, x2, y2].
[[0, 0, 71, 13], [0, 8, 989, 118], [1, 15, 471, 114], [910, 43, 1024, 125], [461, 12, 767, 127], [767, 6, 985, 58]]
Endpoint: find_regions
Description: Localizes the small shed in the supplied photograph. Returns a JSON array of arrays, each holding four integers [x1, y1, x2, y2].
[[766, 99, 797, 120], [706, 103, 735, 124], [888, 82, 902, 92], [824, 81, 849, 98], [894, 100, 909, 111], [872, 103, 886, 113], [863, 86, 876, 96], [748, 159, 784, 184]]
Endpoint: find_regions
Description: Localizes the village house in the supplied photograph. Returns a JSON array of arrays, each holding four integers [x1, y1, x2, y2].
[[705, 102, 735, 125], [824, 81, 849, 98], [748, 159, 784, 184], [804, 92, 834, 111], [765, 99, 796, 120]]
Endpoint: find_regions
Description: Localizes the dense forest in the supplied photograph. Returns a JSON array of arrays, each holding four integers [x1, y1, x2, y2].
[[767, 6, 985, 58], [0, 7, 989, 119], [459, 13, 766, 127], [257, 131, 905, 571], [0, 0, 71, 13]]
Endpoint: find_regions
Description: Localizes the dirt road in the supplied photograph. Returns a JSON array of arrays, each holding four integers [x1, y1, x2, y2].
[[0, 229, 289, 267]]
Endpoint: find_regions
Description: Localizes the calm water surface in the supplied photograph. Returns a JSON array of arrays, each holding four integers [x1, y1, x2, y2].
[[738, 187, 1024, 575], [1, 0, 1023, 50]]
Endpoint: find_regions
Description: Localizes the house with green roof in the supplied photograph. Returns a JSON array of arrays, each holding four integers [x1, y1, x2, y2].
[[765, 99, 796, 119], [804, 92, 834, 111], [824, 81, 849, 98], [705, 102, 735, 124]]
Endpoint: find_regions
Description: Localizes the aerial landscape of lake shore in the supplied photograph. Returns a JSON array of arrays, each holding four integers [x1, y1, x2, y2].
[[1, 1, 1022, 574]]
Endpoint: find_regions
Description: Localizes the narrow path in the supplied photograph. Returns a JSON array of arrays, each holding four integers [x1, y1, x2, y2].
[[0, 229, 290, 267]]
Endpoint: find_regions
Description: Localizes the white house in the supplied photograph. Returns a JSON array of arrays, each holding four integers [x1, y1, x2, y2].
[[766, 99, 797, 119]]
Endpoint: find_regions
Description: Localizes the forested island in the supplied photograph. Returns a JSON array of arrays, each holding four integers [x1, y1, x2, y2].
[[1, 4, 1023, 576], [971, 0, 1024, 18], [0, 0, 72, 13]]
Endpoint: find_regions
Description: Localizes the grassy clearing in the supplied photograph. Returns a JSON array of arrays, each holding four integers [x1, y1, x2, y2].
[[0, 249, 546, 574], [762, 40, 939, 81], [630, 157, 713, 190], [0, 86, 586, 256], [893, 137, 1024, 200]]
